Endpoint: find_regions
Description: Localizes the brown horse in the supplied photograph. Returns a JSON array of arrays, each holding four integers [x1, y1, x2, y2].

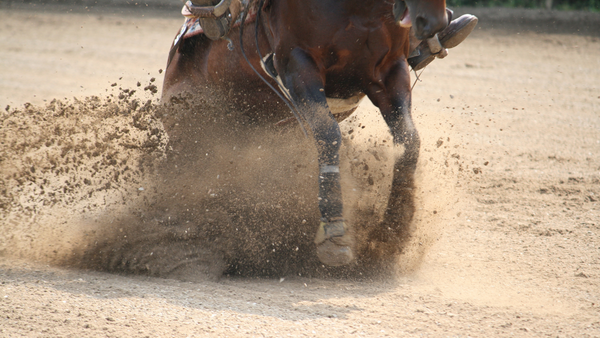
[[162, 0, 448, 267]]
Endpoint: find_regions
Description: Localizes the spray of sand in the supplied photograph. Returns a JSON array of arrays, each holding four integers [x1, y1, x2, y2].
[[0, 88, 460, 280]]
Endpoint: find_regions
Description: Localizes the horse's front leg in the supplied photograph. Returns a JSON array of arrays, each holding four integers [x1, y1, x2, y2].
[[278, 48, 354, 266], [368, 60, 420, 244]]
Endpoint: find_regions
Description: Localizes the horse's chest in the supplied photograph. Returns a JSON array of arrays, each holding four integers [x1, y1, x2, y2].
[[325, 24, 404, 79]]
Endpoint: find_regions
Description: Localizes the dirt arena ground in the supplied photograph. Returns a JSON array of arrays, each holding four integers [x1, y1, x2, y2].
[[1, 3, 599, 337]]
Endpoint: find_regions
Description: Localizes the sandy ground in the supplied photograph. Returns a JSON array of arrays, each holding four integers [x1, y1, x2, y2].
[[1, 3, 600, 337]]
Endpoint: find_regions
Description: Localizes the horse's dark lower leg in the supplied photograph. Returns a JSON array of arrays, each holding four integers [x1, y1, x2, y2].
[[279, 48, 354, 266], [280, 48, 343, 221], [384, 132, 420, 240], [368, 62, 420, 245], [381, 96, 420, 244]]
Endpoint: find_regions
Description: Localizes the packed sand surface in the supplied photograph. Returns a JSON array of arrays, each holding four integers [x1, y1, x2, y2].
[[1, 4, 599, 337]]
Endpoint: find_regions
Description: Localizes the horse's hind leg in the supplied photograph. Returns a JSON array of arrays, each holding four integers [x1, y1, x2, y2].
[[368, 61, 420, 247], [277, 48, 354, 266]]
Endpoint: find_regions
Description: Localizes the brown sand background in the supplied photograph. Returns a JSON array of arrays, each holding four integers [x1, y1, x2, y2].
[[1, 3, 599, 337]]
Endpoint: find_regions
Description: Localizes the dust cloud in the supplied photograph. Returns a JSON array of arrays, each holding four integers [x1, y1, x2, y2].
[[0, 84, 458, 280]]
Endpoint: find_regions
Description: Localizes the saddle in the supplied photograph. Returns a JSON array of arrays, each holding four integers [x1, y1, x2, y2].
[[179, 0, 272, 41], [167, 0, 265, 69]]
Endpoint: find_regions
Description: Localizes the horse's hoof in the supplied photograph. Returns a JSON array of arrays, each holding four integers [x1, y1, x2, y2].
[[438, 14, 479, 49], [316, 240, 354, 267], [408, 14, 478, 71], [314, 220, 354, 266]]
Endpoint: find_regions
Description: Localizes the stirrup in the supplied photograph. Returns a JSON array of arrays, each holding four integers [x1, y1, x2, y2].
[[408, 14, 478, 71], [184, 0, 238, 41]]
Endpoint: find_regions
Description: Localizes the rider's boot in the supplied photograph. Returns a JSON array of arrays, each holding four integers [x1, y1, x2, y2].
[[408, 10, 479, 71]]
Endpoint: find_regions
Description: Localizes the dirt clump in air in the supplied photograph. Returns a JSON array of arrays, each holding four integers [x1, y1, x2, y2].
[[1, 88, 435, 281]]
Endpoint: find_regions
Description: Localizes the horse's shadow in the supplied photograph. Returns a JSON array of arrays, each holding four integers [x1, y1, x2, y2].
[[1, 257, 408, 322]]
